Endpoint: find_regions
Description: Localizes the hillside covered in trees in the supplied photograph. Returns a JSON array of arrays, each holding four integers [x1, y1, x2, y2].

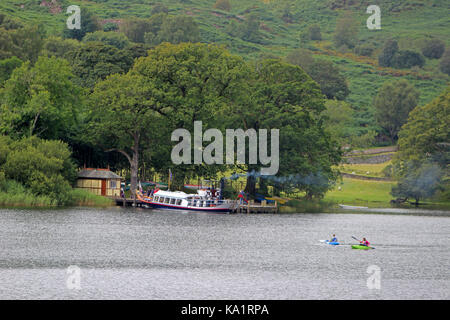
[[0, 0, 448, 207]]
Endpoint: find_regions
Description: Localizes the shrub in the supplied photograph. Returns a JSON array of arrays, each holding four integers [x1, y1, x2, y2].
[[378, 39, 398, 67], [439, 50, 450, 75], [333, 13, 358, 49], [421, 38, 445, 59], [391, 50, 425, 69], [307, 59, 350, 100], [2, 137, 76, 205], [354, 43, 375, 57], [213, 0, 231, 12], [103, 22, 119, 32], [152, 4, 169, 15], [350, 130, 377, 148], [83, 31, 130, 49], [308, 24, 322, 41]]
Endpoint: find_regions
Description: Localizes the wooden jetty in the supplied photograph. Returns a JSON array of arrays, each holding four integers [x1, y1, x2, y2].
[[112, 197, 145, 207], [232, 200, 278, 214], [112, 197, 278, 213]]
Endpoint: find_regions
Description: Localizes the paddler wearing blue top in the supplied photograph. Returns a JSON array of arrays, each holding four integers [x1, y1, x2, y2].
[[330, 234, 338, 242]]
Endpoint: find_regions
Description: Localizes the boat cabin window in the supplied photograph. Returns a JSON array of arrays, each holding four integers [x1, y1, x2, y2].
[[176, 199, 182, 205], [153, 196, 159, 202], [159, 197, 165, 203], [199, 200, 203, 207], [170, 198, 176, 205], [165, 198, 170, 204]]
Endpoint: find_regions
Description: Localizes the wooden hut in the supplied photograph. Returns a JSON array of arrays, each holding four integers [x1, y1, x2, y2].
[[76, 168, 122, 197]]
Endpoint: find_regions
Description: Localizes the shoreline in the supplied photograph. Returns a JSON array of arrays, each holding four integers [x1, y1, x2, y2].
[[1, 202, 450, 217]]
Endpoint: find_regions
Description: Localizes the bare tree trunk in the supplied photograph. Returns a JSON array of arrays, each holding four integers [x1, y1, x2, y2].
[[130, 132, 140, 206], [106, 132, 140, 206], [244, 174, 256, 198]]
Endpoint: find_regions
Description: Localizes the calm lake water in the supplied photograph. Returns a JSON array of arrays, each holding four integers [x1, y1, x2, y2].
[[0, 207, 448, 299]]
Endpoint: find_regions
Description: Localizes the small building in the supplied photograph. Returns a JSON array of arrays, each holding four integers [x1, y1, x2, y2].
[[76, 168, 122, 197]]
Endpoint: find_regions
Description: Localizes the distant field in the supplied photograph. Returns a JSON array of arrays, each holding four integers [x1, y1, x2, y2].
[[325, 177, 394, 206], [338, 161, 391, 177]]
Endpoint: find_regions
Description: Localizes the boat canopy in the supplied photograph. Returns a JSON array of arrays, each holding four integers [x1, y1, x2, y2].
[[154, 190, 189, 199]]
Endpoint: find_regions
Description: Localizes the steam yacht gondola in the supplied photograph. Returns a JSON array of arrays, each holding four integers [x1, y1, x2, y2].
[[137, 189, 236, 213]]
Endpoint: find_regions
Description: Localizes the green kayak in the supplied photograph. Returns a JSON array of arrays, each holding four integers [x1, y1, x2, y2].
[[351, 245, 374, 250]]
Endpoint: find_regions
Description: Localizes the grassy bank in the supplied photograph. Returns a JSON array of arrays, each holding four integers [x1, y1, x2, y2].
[[324, 177, 395, 207], [0, 181, 113, 208], [67, 189, 114, 207]]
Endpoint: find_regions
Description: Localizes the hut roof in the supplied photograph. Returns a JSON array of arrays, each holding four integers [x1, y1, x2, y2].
[[77, 169, 122, 180]]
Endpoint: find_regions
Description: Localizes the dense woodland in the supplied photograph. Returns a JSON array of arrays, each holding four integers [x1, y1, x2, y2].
[[0, 0, 448, 206]]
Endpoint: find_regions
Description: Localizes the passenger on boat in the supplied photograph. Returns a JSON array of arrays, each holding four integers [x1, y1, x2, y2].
[[238, 190, 245, 204]]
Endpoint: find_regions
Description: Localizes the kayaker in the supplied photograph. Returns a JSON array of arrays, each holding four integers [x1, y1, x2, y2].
[[330, 234, 338, 242], [360, 237, 370, 247]]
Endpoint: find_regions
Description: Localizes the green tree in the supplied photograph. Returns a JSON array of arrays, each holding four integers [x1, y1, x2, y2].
[[83, 31, 130, 49], [392, 87, 450, 204], [439, 50, 450, 75], [307, 59, 349, 100], [396, 87, 450, 163], [333, 13, 358, 49], [121, 14, 167, 44], [42, 36, 81, 58], [285, 50, 349, 100], [239, 13, 264, 44], [90, 43, 248, 200], [391, 50, 425, 69], [0, 56, 81, 140], [0, 25, 45, 63], [322, 100, 355, 145], [154, 15, 200, 45], [391, 161, 443, 205], [66, 42, 134, 88], [373, 80, 419, 143], [421, 38, 445, 59], [378, 39, 398, 67], [0, 56, 22, 86], [89, 73, 166, 202], [229, 59, 341, 198]]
